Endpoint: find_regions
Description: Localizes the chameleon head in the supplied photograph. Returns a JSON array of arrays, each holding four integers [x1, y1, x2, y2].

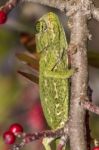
[[35, 12, 60, 53]]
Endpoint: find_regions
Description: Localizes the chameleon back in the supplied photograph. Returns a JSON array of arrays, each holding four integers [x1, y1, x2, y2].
[[35, 12, 69, 129]]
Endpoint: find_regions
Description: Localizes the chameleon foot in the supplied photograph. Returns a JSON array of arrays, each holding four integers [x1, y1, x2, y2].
[[42, 138, 54, 150]]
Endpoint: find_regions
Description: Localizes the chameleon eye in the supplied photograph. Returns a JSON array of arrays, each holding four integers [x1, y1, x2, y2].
[[35, 20, 47, 33]]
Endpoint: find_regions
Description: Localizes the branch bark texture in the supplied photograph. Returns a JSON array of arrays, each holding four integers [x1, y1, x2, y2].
[[69, 10, 88, 150]]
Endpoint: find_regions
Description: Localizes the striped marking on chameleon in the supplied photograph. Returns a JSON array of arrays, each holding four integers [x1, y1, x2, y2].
[[50, 117, 53, 124], [44, 55, 47, 62], [44, 80, 48, 87], [53, 82, 58, 99], [47, 108, 51, 114], [60, 121, 65, 127], [50, 27, 55, 41], [55, 104, 63, 116], [55, 107, 61, 117], [47, 108, 53, 124], [56, 111, 62, 116], [48, 16, 56, 41], [55, 103, 60, 108], [54, 50, 59, 60], [44, 97, 48, 102]]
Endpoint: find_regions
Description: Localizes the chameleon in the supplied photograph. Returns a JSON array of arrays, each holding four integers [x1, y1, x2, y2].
[[35, 12, 74, 150]]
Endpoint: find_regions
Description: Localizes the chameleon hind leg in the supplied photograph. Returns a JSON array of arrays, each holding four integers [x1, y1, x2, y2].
[[42, 136, 68, 150], [42, 137, 54, 150], [42, 138, 65, 150]]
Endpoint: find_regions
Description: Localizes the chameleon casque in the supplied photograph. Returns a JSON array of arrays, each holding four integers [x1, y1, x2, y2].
[[35, 12, 73, 149]]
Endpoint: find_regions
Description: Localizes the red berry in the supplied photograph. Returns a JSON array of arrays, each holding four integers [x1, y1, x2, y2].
[[0, 11, 7, 24], [3, 131, 16, 145], [9, 123, 23, 135], [92, 147, 99, 150]]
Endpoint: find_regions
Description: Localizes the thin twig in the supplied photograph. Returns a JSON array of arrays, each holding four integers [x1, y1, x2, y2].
[[10, 127, 67, 150], [68, 0, 91, 149], [0, 0, 68, 14], [0, 0, 20, 13], [81, 101, 99, 115]]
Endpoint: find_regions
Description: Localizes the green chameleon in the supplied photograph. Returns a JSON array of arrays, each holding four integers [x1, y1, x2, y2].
[[35, 12, 74, 150]]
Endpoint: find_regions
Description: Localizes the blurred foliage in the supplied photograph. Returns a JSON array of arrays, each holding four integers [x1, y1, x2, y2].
[[0, 75, 21, 122], [0, 28, 18, 63], [0, 75, 22, 149]]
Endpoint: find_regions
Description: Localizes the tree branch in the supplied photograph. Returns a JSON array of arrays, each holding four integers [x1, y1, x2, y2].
[[0, 0, 81, 16], [68, 1, 91, 150], [21, 0, 67, 11], [0, 0, 68, 13], [11, 128, 64, 150]]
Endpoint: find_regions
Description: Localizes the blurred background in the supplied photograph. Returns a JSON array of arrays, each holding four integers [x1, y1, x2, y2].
[[0, 0, 99, 149]]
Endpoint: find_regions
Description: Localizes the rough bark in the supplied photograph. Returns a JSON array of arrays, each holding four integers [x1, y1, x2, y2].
[[69, 11, 88, 150]]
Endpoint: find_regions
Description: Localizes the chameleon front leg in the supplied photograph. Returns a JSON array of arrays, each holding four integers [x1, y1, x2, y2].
[[44, 69, 74, 79], [42, 137, 54, 150]]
